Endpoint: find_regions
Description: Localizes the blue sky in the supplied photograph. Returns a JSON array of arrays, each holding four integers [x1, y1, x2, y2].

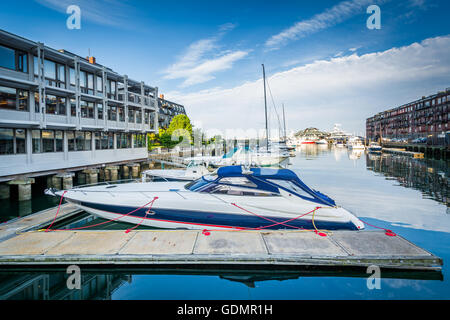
[[1, 0, 450, 136]]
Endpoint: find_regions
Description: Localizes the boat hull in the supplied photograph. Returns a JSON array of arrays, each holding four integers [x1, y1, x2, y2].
[[72, 200, 361, 231]]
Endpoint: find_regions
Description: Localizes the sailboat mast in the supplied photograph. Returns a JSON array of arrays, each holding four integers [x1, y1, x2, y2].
[[282, 103, 287, 142], [262, 64, 269, 151]]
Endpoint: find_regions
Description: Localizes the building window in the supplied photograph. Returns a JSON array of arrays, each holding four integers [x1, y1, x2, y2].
[[133, 133, 146, 148], [108, 105, 117, 121], [97, 103, 103, 119], [44, 59, 56, 80], [42, 130, 55, 153], [32, 130, 41, 153], [107, 79, 116, 99], [87, 73, 94, 95], [55, 130, 63, 152], [118, 106, 125, 122], [0, 44, 27, 73], [0, 128, 14, 155], [69, 67, 76, 90], [95, 132, 114, 150], [43, 59, 65, 88], [136, 109, 142, 124], [67, 131, 92, 151], [80, 100, 94, 118], [0, 128, 27, 155], [67, 131, 75, 151], [96, 76, 103, 96], [128, 108, 135, 123], [70, 98, 77, 116], [46, 95, 66, 115], [0, 86, 29, 111], [117, 133, 131, 149]]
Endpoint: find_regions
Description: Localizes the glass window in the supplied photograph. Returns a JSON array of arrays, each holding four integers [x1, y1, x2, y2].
[[17, 51, 27, 73], [33, 56, 39, 76], [70, 98, 77, 116], [76, 131, 84, 151], [0, 86, 17, 110], [118, 106, 125, 122], [84, 132, 92, 150], [86, 101, 94, 118], [128, 108, 135, 123], [95, 132, 101, 150], [0, 128, 14, 155], [67, 131, 75, 151], [69, 67, 76, 90], [136, 109, 142, 124], [100, 132, 108, 150], [108, 105, 117, 121], [17, 89, 28, 111], [80, 70, 86, 90], [46, 95, 57, 114], [55, 130, 63, 152], [87, 73, 94, 95], [44, 59, 56, 79], [15, 129, 26, 154], [96, 76, 102, 92], [32, 130, 41, 153], [57, 64, 65, 82], [42, 130, 55, 153], [219, 177, 257, 188], [97, 103, 103, 119], [108, 132, 114, 149], [80, 100, 87, 118], [0, 45, 15, 70]]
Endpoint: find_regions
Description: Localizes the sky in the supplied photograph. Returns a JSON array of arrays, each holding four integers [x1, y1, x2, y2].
[[1, 0, 450, 137]]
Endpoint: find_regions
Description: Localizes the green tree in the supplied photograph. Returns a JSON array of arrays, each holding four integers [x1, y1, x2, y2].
[[167, 114, 193, 147]]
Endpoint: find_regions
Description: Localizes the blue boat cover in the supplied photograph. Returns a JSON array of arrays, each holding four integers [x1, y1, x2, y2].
[[217, 165, 298, 180]]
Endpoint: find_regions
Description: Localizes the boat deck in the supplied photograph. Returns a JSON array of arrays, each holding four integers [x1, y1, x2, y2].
[[0, 228, 442, 271]]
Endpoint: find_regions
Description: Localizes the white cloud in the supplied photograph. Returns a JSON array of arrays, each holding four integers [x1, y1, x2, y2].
[[168, 35, 450, 136], [162, 25, 249, 88], [265, 0, 388, 50]]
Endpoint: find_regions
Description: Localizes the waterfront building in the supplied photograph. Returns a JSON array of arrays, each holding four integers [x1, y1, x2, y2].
[[366, 88, 450, 144], [0, 29, 167, 187], [158, 95, 186, 129]]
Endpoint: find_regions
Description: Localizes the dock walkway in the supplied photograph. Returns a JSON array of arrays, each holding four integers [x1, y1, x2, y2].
[[0, 229, 442, 271], [0, 203, 82, 242]]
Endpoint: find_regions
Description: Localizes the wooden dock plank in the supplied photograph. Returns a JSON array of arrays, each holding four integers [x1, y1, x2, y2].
[[119, 230, 198, 255], [0, 232, 74, 255], [193, 231, 268, 255], [330, 231, 431, 256], [45, 231, 134, 255], [262, 231, 348, 256]]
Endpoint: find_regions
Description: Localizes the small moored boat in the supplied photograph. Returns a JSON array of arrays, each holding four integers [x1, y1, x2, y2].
[[46, 166, 364, 231]]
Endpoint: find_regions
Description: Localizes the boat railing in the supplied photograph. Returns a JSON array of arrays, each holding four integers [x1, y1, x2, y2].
[[72, 179, 142, 189]]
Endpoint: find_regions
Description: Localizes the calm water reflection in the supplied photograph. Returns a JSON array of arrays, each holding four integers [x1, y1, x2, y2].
[[0, 145, 449, 300]]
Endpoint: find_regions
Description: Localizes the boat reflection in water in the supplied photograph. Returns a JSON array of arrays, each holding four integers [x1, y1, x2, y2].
[[0, 266, 442, 299]]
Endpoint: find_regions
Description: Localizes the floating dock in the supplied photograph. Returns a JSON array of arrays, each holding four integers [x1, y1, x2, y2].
[[0, 203, 442, 271], [0, 229, 442, 271], [0, 203, 82, 242]]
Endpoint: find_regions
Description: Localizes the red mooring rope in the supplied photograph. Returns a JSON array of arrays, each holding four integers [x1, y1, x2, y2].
[[45, 191, 158, 233]]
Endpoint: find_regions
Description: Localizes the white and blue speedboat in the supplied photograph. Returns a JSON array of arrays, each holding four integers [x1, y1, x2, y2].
[[46, 166, 364, 231]]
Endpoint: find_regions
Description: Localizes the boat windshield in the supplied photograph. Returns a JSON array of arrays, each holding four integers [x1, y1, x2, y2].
[[184, 174, 218, 191]]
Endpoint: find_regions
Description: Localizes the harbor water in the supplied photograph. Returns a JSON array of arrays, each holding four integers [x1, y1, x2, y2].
[[0, 144, 449, 300]]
